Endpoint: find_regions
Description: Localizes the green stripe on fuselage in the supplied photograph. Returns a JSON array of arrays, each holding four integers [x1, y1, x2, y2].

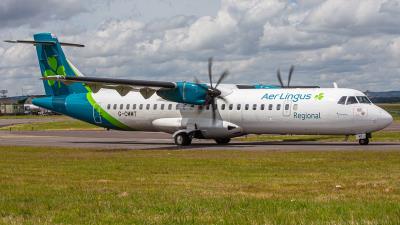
[[86, 92, 131, 130]]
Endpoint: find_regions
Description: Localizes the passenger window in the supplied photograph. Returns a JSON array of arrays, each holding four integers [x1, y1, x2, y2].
[[139, 104, 143, 110], [338, 96, 347, 105], [146, 104, 150, 110], [260, 104, 265, 110], [206, 105, 210, 110], [153, 104, 157, 110], [276, 104, 281, 110], [252, 104, 257, 110], [237, 104, 241, 110], [245, 104, 249, 110], [113, 104, 117, 110], [168, 104, 172, 110], [221, 104, 226, 110], [293, 104, 298, 111], [356, 96, 371, 104], [229, 104, 233, 110], [346, 96, 358, 105], [120, 104, 123, 110], [176, 104, 180, 110], [126, 104, 130, 110], [107, 104, 111, 110], [161, 104, 165, 110], [268, 104, 273, 110], [285, 104, 289, 110], [132, 104, 136, 110]]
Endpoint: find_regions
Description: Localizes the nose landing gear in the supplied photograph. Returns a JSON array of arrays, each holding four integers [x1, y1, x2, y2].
[[358, 138, 369, 145], [356, 133, 371, 145]]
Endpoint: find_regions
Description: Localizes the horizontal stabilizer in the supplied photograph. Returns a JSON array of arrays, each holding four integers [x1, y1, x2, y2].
[[4, 40, 84, 47]]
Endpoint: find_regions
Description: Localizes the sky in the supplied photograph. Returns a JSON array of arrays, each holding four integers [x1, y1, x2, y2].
[[0, 0, 399, 96]]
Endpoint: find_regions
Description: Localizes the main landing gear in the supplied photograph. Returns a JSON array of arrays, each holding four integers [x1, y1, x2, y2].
[[173, 132, 231, 146], [174, 133, 192, 146], [356, 133, 371, 145]]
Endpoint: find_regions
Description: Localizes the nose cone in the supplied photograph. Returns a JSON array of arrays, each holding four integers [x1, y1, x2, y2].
[[379, 109, 393, 129]]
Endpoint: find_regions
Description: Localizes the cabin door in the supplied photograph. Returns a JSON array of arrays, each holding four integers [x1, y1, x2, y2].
[[93, 103, 102, 124]]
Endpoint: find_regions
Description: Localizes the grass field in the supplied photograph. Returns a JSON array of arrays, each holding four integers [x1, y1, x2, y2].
[[237, 131, 400, 142], [0, 146, 399, 224], [0, 117, 100, 131]]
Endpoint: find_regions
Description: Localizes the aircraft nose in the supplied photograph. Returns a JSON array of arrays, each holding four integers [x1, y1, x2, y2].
[[378, 109, 393, 128]]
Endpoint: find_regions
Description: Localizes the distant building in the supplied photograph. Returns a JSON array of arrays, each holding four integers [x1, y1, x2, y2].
[[0, 95, 48, 115]]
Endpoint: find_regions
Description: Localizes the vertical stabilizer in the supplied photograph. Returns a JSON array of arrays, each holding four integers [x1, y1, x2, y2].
[[33, 33, 88, 96]]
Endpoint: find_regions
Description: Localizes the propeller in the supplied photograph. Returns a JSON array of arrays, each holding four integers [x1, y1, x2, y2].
[[195, 57, 229, 123], [276, 65, 295, 88]]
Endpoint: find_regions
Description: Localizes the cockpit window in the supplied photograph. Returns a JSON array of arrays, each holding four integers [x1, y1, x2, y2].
[[338, 96, 347, 105], [346, 96, 358, 105], [356, 96, 371, 104]]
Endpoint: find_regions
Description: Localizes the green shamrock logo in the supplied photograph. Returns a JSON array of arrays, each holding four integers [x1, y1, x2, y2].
[[43, 56, 66, 87], [314, 92, 325, 100]]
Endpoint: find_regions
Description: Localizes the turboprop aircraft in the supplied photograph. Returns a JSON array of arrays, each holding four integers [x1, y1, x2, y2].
[[5, 33, 393, 146]]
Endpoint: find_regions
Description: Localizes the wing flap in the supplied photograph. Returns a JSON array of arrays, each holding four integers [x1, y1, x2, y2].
[[42, 75, 176, 98]]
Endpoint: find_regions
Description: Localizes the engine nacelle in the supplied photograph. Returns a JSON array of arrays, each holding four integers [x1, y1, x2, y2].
[[156, 81, 208, 105]]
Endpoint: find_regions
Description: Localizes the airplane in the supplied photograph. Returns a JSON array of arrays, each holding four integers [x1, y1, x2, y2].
[[4, 33, 393, 146]]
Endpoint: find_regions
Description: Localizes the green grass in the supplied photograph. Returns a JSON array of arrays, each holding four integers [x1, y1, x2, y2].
[[237, 131, 400, 142], [378, 104, 400, 121], [0, 119, 100, 131], [0, 146, 399, 224]]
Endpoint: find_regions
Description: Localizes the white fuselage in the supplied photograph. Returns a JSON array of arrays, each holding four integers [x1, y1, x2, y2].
[[92, 86, 393, 138]]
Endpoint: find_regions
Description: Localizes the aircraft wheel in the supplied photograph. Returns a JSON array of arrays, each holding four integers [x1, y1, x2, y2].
[[214, 138, 231, 145], [174, 133, 192, 146], [359, 138, 369, 145]]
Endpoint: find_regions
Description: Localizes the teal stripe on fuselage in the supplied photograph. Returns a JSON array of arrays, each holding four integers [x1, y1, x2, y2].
[[32, 93, 123, 130]]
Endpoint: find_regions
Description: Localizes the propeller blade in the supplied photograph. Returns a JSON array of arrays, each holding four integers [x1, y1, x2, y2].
[[287, 65, 294, 87], [208, 57, 213, 88], [215, 70, 229, 89], [277, 69, 284, 87]]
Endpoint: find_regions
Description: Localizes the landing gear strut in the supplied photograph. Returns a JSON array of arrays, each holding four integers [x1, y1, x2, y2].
[[214, 138, 231, 145], [174, 132, 192, 146]]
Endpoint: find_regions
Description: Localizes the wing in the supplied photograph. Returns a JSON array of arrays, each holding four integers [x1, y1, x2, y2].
[[43, 75, 176, 98]]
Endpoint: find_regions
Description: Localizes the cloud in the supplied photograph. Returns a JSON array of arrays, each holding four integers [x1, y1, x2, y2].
[[303, 0, 400, 35], [0, 0, 87, 28]]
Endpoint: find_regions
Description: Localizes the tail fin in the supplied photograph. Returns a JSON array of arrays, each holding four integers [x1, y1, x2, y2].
[[33, 33, 88, 96]]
